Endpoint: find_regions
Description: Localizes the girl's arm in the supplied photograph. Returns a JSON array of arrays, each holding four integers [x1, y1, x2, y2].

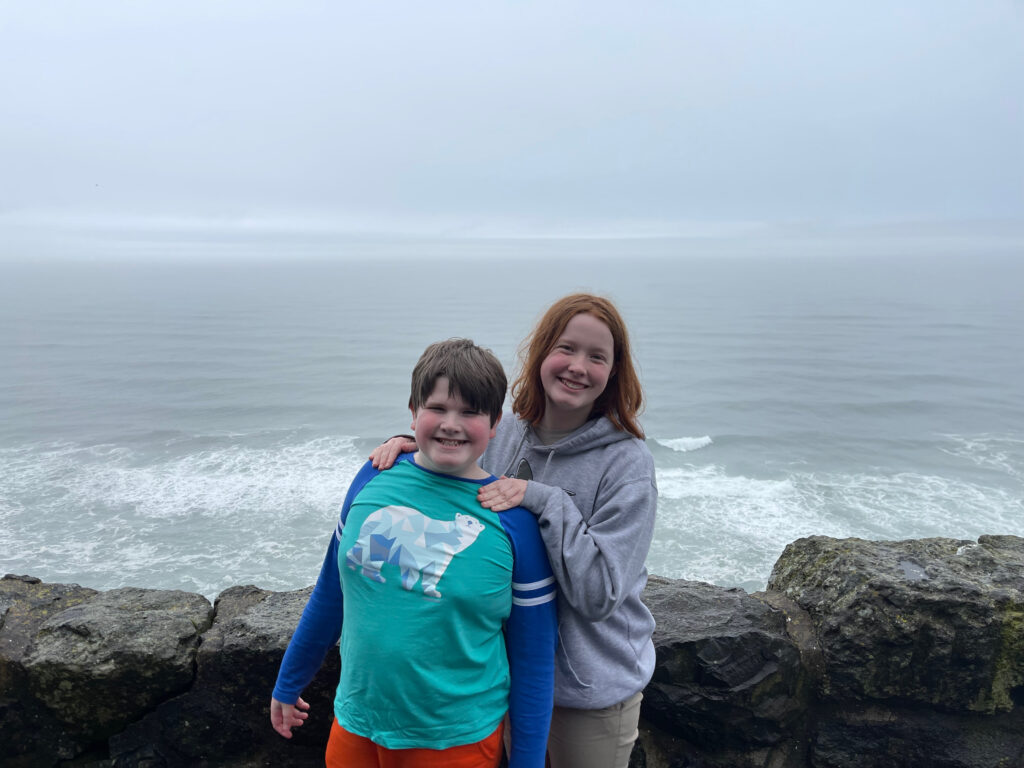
[[522, 449, 657, 622], [369, 435, 417, 469]]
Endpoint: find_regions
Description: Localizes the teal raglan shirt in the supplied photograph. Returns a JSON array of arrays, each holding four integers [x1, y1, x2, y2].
[[273, 455, 557, 768]]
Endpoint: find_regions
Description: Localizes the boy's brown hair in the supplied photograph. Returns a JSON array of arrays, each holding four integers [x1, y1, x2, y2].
[[409, 338, 506, 426], [511, 294, 645, 439]]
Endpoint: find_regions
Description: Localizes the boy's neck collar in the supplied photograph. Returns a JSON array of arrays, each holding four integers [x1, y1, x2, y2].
[[409, 452, 491, 481]]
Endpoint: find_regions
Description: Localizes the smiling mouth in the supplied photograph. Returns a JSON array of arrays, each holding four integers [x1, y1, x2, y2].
[[558, 377, 586, 391], [435, 438, 467, 447]]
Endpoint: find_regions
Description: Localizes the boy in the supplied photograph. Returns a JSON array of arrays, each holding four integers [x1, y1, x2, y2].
[[270, 339, 557, 768]]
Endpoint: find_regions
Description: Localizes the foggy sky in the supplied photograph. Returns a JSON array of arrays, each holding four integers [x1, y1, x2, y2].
[[2, 1, 1022, 256]]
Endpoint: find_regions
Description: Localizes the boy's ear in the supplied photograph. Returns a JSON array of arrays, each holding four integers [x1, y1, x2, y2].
[[410, 407, 417, 430], [489, 412, 501, 438]]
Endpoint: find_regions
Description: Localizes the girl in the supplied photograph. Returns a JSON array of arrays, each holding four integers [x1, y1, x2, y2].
[[373, 294, 657, 768]]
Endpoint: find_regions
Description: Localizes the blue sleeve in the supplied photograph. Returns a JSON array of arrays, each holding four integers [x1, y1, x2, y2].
[[271, 460, 381, 704], [499, 506, 558, 768], [271, 532, 344, 704]]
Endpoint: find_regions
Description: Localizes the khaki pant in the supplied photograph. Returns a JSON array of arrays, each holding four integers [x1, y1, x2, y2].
[[547, 691, 643, 768]]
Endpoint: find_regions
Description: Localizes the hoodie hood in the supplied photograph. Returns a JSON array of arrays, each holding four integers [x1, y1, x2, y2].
[[491, 416, 634, 480]]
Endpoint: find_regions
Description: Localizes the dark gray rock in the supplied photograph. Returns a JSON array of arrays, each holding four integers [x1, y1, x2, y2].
[[109, 585, 340, 767], [0, 575, 99, 688], [23, 585, 212, 748], [5, 534, 1024, 768], [766, 535, 1024, 768], [767, 535, 1024, 712], [636, 576, 811, 768], [1, 574, 100, 765], [809, 703, 1024, 768]]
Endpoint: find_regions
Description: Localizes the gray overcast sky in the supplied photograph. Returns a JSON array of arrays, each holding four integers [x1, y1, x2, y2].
[[2, 1, 1022, 255]]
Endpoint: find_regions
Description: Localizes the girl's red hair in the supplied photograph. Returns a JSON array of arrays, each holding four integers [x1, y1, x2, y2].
[[511, 294, 645, 439]]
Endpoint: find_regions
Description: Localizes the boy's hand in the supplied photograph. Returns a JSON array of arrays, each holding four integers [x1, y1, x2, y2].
[[270, 696, 310, 738], [369, 436, 418, 469], [478, 477, 528, 512]]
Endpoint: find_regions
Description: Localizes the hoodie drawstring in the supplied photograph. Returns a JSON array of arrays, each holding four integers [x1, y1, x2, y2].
[[542, 449, 556, 479]]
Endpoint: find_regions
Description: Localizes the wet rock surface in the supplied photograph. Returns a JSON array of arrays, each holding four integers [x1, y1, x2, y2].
[[109, 585, 339, 767], [755, 534, 1024, 768], [2, 534, 1022, 767], [767, 535, 1024, 713], [638, 577, 810, 767], [25, 587, 212, 743]]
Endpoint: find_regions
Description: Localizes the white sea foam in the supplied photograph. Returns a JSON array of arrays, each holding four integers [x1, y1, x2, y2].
[[2, 437, 362, 518], [648, 461, 1024, 592], [649, 465, 828, 590], [938, 434, 1024, 482], [4, 431, 1023, 601], [0, 435, 369, 598], [655, 436, 713, 452]]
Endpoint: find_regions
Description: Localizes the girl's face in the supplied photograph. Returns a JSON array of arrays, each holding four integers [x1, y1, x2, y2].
[[539, 313, 615, 431]]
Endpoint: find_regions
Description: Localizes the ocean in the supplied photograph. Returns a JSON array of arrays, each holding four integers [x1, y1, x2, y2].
[[2, 239, 1023, 599]]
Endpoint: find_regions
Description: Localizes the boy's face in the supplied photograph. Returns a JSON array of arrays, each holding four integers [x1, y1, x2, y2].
[[410, 377, 499, 479]]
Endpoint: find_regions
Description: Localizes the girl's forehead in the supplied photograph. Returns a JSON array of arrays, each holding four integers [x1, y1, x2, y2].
[[559, 313, 614, 342]]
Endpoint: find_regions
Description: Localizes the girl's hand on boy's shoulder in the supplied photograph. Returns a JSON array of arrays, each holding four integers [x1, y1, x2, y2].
[[270, 696, 309, 738], [369, 436, 417, 469], [478, 476, 528, 512]]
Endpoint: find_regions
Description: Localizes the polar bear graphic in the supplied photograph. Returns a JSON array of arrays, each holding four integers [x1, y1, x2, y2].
[[345, 505, 485, 598]]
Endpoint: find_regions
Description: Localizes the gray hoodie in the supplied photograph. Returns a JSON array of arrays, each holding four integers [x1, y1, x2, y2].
[[481, 414, 657, 709]]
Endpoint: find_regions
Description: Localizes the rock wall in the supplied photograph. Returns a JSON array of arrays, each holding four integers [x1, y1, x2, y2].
[[2, 535, 1022, 767]]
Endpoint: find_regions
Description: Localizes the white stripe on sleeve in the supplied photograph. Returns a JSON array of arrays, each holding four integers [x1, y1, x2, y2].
[[512, 576, 555, 591], [512, 593, 557, 607]]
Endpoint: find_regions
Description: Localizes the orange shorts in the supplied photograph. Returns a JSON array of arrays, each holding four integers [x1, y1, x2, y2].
[[324, 718, 504, 768]]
